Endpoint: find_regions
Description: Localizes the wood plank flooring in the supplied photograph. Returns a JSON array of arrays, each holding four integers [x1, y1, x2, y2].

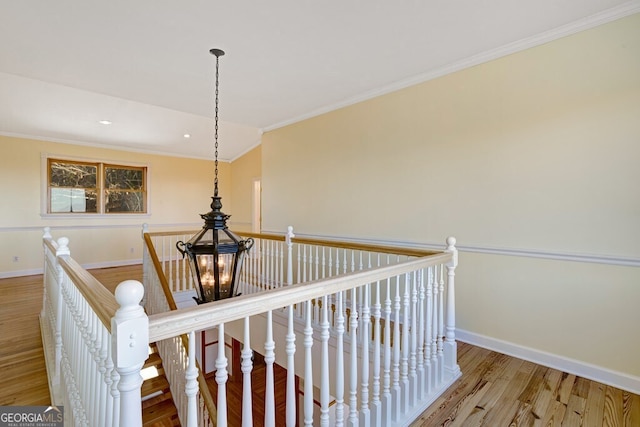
[[409, 342, 640, 427], [1, 264, 638, 426], [0, 264, 143, 407]]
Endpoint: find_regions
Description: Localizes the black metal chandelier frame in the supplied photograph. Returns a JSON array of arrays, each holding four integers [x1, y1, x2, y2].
[[176, 48, 254, 304]]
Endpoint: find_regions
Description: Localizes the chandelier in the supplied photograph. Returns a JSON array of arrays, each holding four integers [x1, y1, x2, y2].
[[176, 48, 254, 304]]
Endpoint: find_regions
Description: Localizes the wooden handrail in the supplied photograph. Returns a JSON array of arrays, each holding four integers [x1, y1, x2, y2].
[[143, 233, 179, 311], [143, 233, 218, 425], [43, 236, 58, 254], [58, 256, 119, 333], [288, 236, 440, 257], [146, 229, 442, 258], [147, 251, 452, 342]]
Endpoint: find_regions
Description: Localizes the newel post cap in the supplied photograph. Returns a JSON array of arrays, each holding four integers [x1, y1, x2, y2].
[[445, 236, 458, 268], [112, 280, 148, 368], [56, 237, 70, 257]]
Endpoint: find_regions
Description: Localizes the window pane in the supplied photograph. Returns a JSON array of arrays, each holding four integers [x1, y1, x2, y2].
[[105, 167, 144, 190], [50, 188, 98, 213], [105, 190, 144, 213], [50, 162, 97, 188]]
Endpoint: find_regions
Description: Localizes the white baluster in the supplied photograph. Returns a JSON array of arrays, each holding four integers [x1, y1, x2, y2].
[[112, 280, 148, 427], [185, 331, 199, 427], [96, 325, 106, 425], [320, 295, 330, 427], [371, 274, 382, 427], [104, 333, 115, 427], [335, 291, 345, 427], [110, 353, 121, 426], [264, 311, 276, 427], [304, 300, 314, 426], [417, 269, 426, 399], [89, 313, 100, 425], [348, 287, 359, 427], [216, 324, 229, 426], [409, 270, 418, 406], [438, 262, 445, 384], [392, 273, 401, 421], [360, 283, 371, 427], [431, 266, 439, 389], [242, 317, 254, 427], [285, 304, 296, 427], [381, 272, 392, 426], [400, 273, 410, 414]]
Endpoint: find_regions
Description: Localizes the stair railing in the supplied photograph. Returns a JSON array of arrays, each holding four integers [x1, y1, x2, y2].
[[41, 228, 148, 427], [143, 226, 460, 427], [142, 228, 218, 426]]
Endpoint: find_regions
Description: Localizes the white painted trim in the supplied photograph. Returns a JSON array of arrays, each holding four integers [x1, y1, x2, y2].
[[263, 2, 640, 133], [0, 258, 142, 279], [457, 243, 640, 268], [0, 222, 201, 233], [261, 229, 640, 267], [0, 267, 43, 279], [456, 329, 640, 395], [79, 258, 142, 271]]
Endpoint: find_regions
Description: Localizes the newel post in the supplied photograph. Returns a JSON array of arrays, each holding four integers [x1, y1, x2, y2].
[[284, 225, 297, 427], [286, 225, 295, 286], [112, 280, 148, 427], [444, 237, 461, 377]]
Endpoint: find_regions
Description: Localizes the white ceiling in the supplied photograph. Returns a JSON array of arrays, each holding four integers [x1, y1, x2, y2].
[[1, 1, 638, 161]]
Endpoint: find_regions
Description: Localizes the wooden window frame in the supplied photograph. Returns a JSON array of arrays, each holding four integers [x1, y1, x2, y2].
[[43, 155, 149, 217]]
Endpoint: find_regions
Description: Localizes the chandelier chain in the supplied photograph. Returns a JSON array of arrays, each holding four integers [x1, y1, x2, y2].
[[214, 53, 220, 196]]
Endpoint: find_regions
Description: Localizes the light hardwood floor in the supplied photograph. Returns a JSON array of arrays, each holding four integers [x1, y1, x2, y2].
[[1, 265, 638, 426]]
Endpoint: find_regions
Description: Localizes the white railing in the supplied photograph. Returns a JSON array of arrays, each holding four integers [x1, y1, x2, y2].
[[144, 226, 461, 427], [142, 231, 217, 426], [41, 227, 148, 427], [41, 224, 460, 426]]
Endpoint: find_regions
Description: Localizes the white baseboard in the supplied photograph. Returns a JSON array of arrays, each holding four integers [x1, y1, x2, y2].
[[0, 267, 43, 279], [0, 259, 142, 280], [79, 258, 142, 271], [456, 329, 640, 394]]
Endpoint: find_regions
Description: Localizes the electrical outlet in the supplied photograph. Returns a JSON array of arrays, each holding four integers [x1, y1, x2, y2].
[[12, 256, 19, 262], [130, 247, 135, 254]]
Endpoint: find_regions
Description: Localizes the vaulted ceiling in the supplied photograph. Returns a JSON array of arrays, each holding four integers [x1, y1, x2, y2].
[[1, 1, 638, 160]]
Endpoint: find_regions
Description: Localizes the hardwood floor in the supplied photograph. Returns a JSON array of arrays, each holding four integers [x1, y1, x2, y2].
[[1, 264, 638, 426], [0, 264, 143, 407], [409, 342, 640, 426]]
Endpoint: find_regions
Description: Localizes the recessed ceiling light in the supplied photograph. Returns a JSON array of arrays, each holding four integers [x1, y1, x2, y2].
[[183, 134, 191, 138], [98, 120, 112, 125]]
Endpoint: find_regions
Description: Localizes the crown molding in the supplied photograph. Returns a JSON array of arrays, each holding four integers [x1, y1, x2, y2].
[[263, 2, 640, 133]]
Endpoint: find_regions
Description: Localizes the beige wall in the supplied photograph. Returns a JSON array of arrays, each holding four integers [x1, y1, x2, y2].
[[229, 145, 262, 232], [0, 135, 231, 275], [260, 15, 640, 379]]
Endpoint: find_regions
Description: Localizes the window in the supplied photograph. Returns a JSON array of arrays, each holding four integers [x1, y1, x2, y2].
[[47, 158, 147, 214]]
